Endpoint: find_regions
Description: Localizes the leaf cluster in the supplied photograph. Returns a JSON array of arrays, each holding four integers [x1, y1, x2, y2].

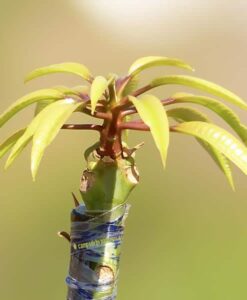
[[1, 56, 247, 188]]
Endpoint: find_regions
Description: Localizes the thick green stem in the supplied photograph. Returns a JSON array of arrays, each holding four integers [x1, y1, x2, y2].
[[80, 157, 139, 210], [66, 156, 139, 299]]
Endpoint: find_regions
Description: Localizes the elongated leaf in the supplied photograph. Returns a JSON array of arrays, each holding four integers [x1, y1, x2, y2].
[[5, 107, 51, 169], [128, 56, 194, 76], [72, 85, 90, 95], [25, 62, 93, 83], [172, 93, 247, 145], [0, 89, 64, 128], [53, 86, 80, 96], [198, 140, 235, 190], [34, 100, 56, 116], [0, 129, 25, 160], [90, 76, 108, 114], [34, 85, 82, 116], [122, 75, 139, 97], [151, 75, 247, 110], [167, 107, 234, 189], [129, 94, 169, 167], [31, 99, 82, 180], [167, 107, 209, 123], [173, 121, 247, 175]]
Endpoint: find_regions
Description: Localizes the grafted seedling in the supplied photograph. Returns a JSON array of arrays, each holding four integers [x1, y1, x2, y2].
[[1, 56, 247, 299]]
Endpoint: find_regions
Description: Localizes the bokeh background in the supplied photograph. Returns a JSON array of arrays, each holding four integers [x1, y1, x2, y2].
[[1, 0, 247, 299]]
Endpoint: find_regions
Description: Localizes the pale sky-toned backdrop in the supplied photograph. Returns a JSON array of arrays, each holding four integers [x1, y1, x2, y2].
[[1, 1, 247, 299]]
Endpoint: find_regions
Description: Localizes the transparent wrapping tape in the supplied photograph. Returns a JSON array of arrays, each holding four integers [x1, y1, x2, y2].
[[66, 203, 130, 300]]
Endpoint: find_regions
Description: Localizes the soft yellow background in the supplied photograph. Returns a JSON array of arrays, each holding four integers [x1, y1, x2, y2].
[[1, 0, 247, 299]]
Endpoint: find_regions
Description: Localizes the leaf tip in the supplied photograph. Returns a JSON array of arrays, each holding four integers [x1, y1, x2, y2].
[[31, 157, 38, 182], [24, 72, 33, 84], [229, 180, 236, 192], [4, 157, 12, 170], [24, 77, 29, 84], [160, 152, 167, 170], [31, 166, 37, 182]]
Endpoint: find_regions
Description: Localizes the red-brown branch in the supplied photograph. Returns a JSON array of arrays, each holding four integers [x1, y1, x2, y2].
[[161, 97, 176, 105], [81, 107, 111, 120], [120, 121, 150, 131], [121, 108, 137, 117], [61, 124, 102, 131], [120, 84, 153, 107]]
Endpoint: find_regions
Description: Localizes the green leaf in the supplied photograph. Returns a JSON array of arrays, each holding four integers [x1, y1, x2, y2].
[[0, 129, 26, 160], [34, 100, 56, 116], [198, 140, 235, 190], [72, 85, 90, 95], [5, 107, 50, 169], [129, 94, 169, 167], [151, 75, 247, 110], [53, 86, 80, 96], [122, 75, 139, 97], [167, 107, 235, 189], [90, 76, 108, 114], [128, 56, 194, 76], [33, 86, 82, 117], [0, 89, 64, 128], [173, 121, 247, 175], [31, 99, 82, 180], [171, 93, 247, 145], [25, 62, 93, 83], [167, 107, 209, 123]]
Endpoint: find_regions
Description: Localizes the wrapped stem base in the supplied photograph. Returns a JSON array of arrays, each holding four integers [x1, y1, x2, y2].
[[66, 203, 130, 300]]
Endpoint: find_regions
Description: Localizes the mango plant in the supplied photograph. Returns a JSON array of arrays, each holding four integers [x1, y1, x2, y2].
[[1, 56, 247, 299]]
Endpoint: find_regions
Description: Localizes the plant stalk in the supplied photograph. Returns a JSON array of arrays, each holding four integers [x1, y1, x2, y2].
[[66, 155, 139, 300]]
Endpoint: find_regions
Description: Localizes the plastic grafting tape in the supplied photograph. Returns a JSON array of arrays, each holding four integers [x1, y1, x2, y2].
[[66, 203, 130, 300]]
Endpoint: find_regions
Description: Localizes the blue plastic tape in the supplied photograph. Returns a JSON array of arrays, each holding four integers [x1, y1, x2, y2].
[[66, 203, 130, 300]]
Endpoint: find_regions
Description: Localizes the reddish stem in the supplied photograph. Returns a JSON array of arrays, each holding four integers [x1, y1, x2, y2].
[[161, 97, 176, 105], [120, 84, 152, 107], [61, 124, 102, 131], [121, 108, 137, 117], [120, 121, 150, 131], [81, 107, 111, 120]]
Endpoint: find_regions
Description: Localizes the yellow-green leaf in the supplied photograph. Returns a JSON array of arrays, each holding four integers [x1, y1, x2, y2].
[[0, 89, 63, 128], [5, 107, 50, 169], [31, 99, 82, 180], [34, 100, 55, 116], [25, 62, 93, 83], [167, 107, 234, 190], [173, 121, 247, 175], [128, 56, 194, 76], [172, 93, 247, 145], [129, 94, 169, 167], [72, 85, 90, 95], [53, 86, 80, 96], [167, 107, 209, 123], [0, 129, 25, 160], [122, 75, 139, 97], [151, 75, 247, 110], [90, 76, 108, 114], [197, 140, 235, 190]]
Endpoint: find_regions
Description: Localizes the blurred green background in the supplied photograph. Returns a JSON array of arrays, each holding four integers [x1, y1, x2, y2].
[[1, 0, 247, 299]]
